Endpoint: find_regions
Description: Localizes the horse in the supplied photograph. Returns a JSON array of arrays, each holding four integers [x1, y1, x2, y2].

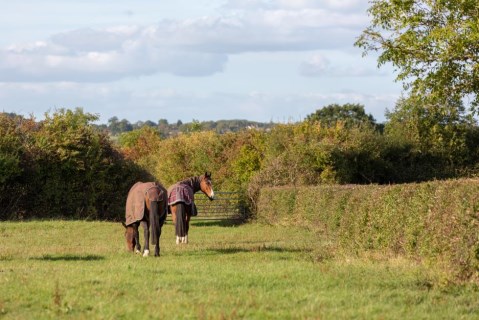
[[122, 182, 168, 257], [167, 172, 215, 244]]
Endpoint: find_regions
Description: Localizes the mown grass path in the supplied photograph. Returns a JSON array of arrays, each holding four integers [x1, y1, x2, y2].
[[0, 220, 478, 319]]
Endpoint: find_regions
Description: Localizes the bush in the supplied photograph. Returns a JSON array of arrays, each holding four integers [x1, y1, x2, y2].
[[0, 114, 32, 218], [148, 131, 224, 187], [257, 179, 479, 284], [0, 109, 149, 220]]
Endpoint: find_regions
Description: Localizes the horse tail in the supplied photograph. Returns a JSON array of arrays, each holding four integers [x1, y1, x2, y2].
[[175, 203, 186, 237], [149, 200, 160, 245]]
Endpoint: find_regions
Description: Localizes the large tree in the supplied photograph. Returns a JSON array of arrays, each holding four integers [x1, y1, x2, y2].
[[306, 103, 376, 127], [356, 0, 479, 113]]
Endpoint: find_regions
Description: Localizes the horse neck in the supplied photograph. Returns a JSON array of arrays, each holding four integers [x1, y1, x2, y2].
[[180, 176, 201, 193]]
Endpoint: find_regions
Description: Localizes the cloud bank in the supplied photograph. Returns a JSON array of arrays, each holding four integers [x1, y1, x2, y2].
[[0, 2, 369, 82]]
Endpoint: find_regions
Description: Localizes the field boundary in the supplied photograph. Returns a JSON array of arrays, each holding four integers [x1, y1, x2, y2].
[[256, 179, 479, 283]]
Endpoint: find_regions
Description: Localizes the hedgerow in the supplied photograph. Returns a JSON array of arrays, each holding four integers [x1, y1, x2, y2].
[[257, 179, 479, 283], [0, 109, 149, 220]]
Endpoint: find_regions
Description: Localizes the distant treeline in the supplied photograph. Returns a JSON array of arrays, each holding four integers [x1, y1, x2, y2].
[[99, 116, 275, 137]]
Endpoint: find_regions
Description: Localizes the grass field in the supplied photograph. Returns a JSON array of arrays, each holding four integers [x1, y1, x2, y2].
[[1, 219, 478, 319]]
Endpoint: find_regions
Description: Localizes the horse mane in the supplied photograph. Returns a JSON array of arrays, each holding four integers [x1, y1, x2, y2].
[[179, 176, 202, 193]]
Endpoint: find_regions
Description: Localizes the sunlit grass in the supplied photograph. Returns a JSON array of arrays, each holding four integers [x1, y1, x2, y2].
[[0, 220, 478, 319]]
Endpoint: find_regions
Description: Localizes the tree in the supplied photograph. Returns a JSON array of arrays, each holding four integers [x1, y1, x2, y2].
[[386, 95, 474, 159], [356, 1, 479, 114], [108, 116, 133, 134], [306, 103, 376, 127], [107, 116, 119, 134], [117, 119, 133, 133], [117, 126, 162, 162], [143, 120, 156, 127]]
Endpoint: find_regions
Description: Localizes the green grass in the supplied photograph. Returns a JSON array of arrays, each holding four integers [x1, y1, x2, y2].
[[0, 220, 478, 319]]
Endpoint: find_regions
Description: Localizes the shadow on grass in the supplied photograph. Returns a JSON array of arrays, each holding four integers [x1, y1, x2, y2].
[[0, 255, 13, 261], [206, 245, 311, 255], [34, 254, 105, 261], [190, 219, 244, 227]]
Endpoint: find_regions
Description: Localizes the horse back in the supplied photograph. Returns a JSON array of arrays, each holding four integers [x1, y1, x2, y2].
[[125, 182, 167, 226]]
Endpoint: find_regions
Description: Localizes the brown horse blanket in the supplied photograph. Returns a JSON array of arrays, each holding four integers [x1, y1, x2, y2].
[[125, 182, 165, 226], [168, 177, 201, 216], [168, 183, 194, 206]]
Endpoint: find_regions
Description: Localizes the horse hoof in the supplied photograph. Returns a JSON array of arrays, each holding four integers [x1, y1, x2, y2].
[[135, 249, 141, 255], [178, 236, 188, 244], [176, 236, 180, 245], [143, 250, 150, 257]]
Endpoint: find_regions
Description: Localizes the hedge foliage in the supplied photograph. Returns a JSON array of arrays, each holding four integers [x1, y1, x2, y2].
[[118, 128, 265, 197], [0, 109, 150, 220], [257, 179, 479, 283], [4, 102, 479, 223], [117, 117, 479, 218]]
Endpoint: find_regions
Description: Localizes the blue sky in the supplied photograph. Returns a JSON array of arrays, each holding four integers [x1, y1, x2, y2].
[[0, 0, 402, 124]]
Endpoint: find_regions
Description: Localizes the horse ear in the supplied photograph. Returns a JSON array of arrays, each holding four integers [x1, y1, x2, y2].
[[206, 171, 211, 178]]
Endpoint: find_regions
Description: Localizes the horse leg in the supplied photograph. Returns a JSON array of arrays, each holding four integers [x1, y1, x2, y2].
[[155, 217, 163, 257], [175, 203, 187, 244], [171, 206, 179, 244], [149, 200, 160, 257], [134, 223, 141, 254], [141, 220, 150, 257], [184, 209, 191, 244]]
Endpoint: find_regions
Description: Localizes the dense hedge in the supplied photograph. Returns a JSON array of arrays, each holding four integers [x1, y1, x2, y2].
[[257, 179, 479, 283], [0, 110, 150, 220]]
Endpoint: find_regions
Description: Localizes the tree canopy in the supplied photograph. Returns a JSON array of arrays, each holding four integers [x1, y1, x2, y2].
[[356, 0, 479, 113], [306, 103, 376, 127]]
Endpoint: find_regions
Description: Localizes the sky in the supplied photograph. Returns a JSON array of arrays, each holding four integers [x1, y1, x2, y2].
[[0, 0, 403, 124]]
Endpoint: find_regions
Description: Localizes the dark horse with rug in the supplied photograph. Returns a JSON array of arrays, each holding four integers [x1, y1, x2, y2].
[[168, 172, 215, 244], [122, 182, 168, 257]]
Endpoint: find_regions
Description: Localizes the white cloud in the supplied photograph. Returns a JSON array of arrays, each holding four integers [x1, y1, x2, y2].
[[0, 31, 228, 82], [321, 0, 365, 11], [50, 27, 140, 52], [300, 54, 331, 76], [300, 53, 386, 77], [224, 0, 367, 11], [0, 2, 368, 83]]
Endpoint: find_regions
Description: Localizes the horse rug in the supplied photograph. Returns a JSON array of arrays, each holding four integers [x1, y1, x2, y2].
[[125, 182, 164, 226], [168, 183, 194, 206], [167, 183, 197, 215]]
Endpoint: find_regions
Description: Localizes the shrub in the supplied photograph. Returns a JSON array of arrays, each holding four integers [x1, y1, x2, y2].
[[0, 114, 32, 218], [257, 179, 479, 284], [0, 109, 149, 220]]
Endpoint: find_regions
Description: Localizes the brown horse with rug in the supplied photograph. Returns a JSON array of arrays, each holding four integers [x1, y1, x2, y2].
[[168, 172, 215, 244], [122, 182, 168, 257]]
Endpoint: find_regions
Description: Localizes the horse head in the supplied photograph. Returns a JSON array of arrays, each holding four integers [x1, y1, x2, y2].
[[200, 171, 215, 200], [122, 222, 138, 252]]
